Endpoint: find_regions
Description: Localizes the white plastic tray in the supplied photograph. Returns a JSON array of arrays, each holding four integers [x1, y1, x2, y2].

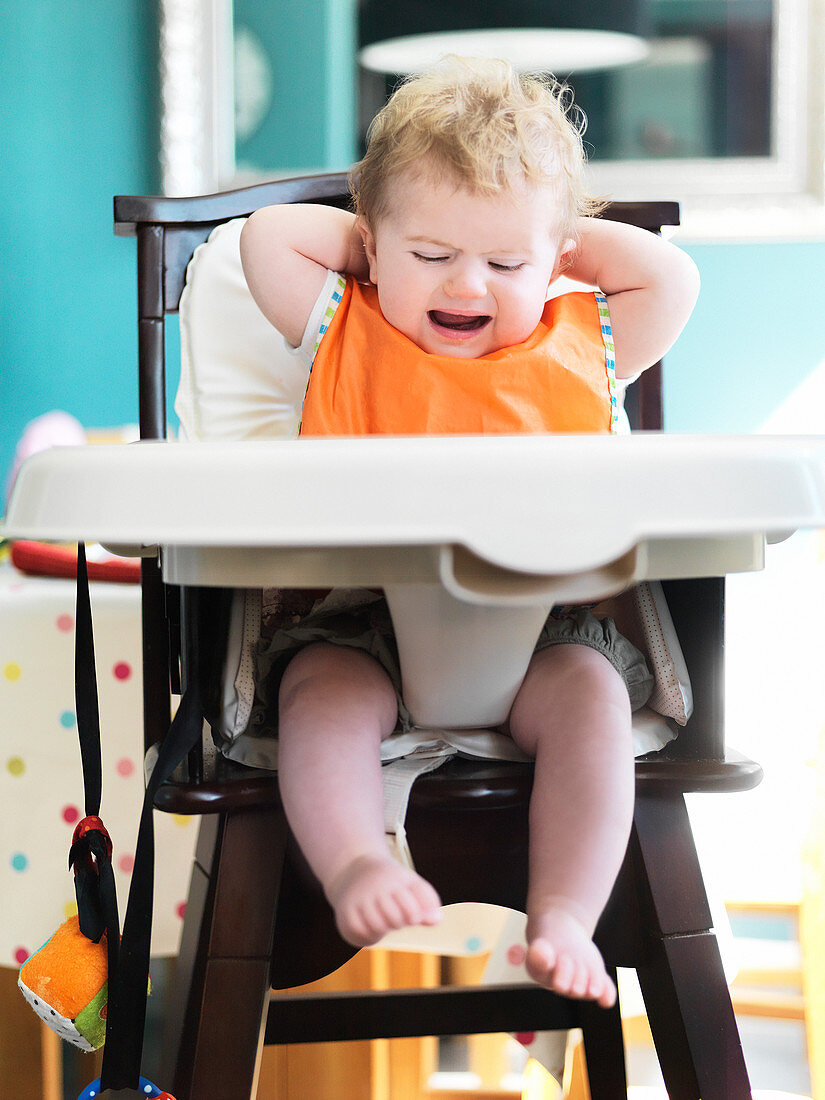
[[5, 434, 825, 601], [8, 433, 825, 725]]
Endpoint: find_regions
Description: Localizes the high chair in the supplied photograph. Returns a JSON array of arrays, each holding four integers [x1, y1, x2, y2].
[[9, 175, 788, 1099], [118, 176, 763, 1100], [108, 175, 764, 1100]]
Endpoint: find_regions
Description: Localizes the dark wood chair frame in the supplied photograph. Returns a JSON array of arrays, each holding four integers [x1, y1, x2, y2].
[[114, 175, 761, 1100]]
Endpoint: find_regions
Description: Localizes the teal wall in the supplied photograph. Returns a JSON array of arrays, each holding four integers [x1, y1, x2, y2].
[[665, 240, 825, 432], [0, 0, 360, 497], [0, 1, 160, 493]]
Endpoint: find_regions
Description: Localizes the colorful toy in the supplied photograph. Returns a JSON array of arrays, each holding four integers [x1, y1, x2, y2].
[[18, 914, 109, 1051], [17, 811, 120, 1051]]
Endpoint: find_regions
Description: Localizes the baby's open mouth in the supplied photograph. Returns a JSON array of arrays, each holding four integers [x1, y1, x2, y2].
[[428, 310, 491, 332]]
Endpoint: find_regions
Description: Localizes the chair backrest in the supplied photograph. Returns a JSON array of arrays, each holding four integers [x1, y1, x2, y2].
[[114, 178, 725, 765]]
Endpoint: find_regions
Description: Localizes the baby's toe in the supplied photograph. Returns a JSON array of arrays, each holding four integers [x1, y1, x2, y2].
[[585, 967, 606, 1003], [569, 960, 590, 999], [525, 938, 556, 985], [376, 892, 407, 929], [385, 886, 421, 928], [352, 900, 386, 945], [338, 909, 371, 946], [551, 952, 576, 995], [595, 972, 617, 1009], [416, 887, 442, 924]]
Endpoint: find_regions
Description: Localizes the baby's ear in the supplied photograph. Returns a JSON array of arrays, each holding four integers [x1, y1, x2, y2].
[[357, 218, 379, 283], [552, 238, 578, 281]]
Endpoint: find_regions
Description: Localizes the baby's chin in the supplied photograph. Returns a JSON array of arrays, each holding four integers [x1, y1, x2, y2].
[[420, 338, 492, 358]]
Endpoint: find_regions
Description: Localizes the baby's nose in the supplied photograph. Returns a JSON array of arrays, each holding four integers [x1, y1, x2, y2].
[[444, 264, 486, 298]]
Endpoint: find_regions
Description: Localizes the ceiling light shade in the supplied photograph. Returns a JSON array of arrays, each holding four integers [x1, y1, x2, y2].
[[359, 28, 650, 76], [358, 1, 649, 76], [359, 0, 649, 45]]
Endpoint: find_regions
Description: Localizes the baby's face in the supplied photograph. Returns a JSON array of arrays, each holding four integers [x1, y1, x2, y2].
[[359, 168, 573, 358]]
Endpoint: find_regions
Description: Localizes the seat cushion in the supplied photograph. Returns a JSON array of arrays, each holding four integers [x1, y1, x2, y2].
[[176, 218, 309, 442]]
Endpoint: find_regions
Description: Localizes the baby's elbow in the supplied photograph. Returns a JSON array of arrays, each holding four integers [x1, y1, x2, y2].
[[684, 252, 701, 302], [240, 205, 286, 287], [676, 248, 701, 316], [239, 211, 258, 273], [239, 208, 267, 267]]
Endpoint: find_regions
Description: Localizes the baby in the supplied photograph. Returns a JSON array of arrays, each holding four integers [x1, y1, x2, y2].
[[241, 56, 699, 1008]]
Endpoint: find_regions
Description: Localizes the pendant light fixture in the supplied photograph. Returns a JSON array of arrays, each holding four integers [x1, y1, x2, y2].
[[359, 0, 650, 76]]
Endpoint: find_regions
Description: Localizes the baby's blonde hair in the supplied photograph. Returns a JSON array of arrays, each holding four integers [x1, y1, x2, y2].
[[351, 55, 605, 239]]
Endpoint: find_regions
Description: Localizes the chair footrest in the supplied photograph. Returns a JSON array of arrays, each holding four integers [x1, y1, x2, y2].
[[153, 770, 280, 813], [151, 750, 762, 817], [265, 981, 578, 1045], [633, 750, 763, 793]]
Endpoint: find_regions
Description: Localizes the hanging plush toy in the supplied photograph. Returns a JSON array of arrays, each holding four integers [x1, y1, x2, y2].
[[17, 538, 122, 1048], [17, 909, 110, 1051], [17, 811, 123, 1051]]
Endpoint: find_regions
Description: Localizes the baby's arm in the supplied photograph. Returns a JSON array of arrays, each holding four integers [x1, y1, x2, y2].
[[563, 218, 700, 379], [240, 204, 368, 347]]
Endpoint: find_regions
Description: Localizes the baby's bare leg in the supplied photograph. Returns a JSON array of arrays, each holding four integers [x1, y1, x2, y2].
[[277, 642, 441, 946], [508, 644, 635, 1008]]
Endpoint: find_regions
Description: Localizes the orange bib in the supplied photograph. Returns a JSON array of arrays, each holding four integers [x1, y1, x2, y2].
[[300, 278, 617, 436]]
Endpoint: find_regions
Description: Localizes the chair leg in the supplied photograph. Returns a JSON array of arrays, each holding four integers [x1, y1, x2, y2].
[[578, 968, 627, 1100], [633, 791, 752, 1100], [638, 931, 752, 1100], [165, 804, 287, 1100]]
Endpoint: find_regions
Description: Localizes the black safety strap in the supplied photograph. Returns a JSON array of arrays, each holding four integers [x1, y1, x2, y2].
[[73, 545, 203, 1093], [75, 542, 103, 813], [70, 544, 120, 985], [100, 675, 202, 1090]]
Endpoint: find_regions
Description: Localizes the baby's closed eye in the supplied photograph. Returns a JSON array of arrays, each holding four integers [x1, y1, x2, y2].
[[412, 251, 449, 264]]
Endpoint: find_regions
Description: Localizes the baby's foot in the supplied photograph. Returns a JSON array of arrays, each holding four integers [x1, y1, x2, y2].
[[326, 854, 442, 947], [526, 904, 616, 1008]]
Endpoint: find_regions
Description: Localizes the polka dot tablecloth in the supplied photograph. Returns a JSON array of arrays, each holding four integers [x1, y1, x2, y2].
[[0, 562, 197, 969]]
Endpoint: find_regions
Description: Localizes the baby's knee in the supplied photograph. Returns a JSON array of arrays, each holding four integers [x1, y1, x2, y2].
[[279, 642, 398, 729], [533, 642, 624, 692], [534, 608, 653, 712], [562, 646, 632, 714], [510, 644, 631, 748]]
